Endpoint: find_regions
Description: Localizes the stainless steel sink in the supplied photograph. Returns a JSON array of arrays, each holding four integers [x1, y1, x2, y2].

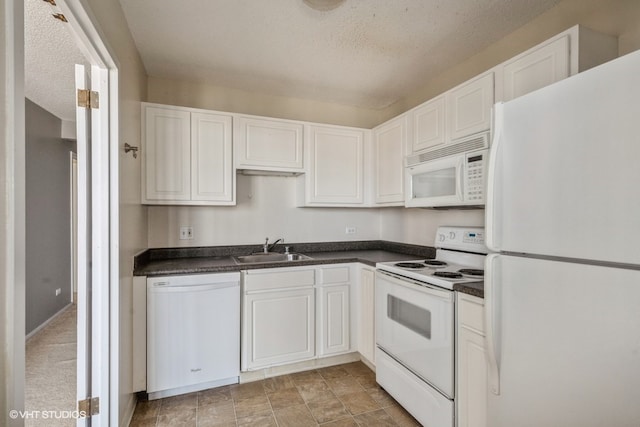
[[233, 253, 313, 264]]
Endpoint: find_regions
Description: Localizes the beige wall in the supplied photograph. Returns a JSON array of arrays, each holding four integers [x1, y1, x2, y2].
[[382, 0, 640, 120], [145, 0, 640, 251], [148, 175, 381, 248], [146, 0, 640, 130], [377, 0, 640, 243], [148, 76, 381, 128], [82, 0, 148, 424]]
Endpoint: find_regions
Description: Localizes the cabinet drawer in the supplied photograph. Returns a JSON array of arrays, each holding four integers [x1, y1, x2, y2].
[[243, 268, 315, 292], [458, 294, 485, 334], [318, 266, 350, 285]]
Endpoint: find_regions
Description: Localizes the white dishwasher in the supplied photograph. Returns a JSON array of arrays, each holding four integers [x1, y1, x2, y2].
[[147, 272, 240, 399]]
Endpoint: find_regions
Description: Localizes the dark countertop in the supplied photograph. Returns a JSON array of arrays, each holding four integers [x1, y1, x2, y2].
[[134, 240, 483, 297], [453, 281, 484, 298]]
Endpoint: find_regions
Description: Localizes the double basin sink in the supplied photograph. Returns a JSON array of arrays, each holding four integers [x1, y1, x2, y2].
[[233, 252, 313, 264]]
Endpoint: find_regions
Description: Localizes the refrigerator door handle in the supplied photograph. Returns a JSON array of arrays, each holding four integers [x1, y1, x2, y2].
[[485, 253, 501, 395], [486, 103, 504, 252]]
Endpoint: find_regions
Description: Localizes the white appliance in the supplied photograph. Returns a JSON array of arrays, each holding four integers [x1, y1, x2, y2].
[[405, 132, 489, 208], [147, 272, 240, 399], [376, 226, 486, 427], [486, 49, 640, 426]]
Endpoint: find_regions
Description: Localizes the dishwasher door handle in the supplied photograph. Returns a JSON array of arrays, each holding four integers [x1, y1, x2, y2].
[[150, 281, 239, 293]]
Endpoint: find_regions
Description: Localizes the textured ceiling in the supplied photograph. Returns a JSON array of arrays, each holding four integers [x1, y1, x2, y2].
[[24, 0, 565, 120], [119, 0, 563, 109], [25, 0, 89, 122]]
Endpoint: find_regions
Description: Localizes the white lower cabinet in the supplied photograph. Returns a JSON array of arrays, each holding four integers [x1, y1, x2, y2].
[[241, 264, 356, 372], [317, 266, 351, 357], [357, 266, 376, 365], [456, 293, 487, 427], [241, 267, 316, 371], [243, 287, 315, 370]]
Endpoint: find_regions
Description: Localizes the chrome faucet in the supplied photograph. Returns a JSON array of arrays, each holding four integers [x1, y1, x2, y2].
[[263, 237, 284, 253]]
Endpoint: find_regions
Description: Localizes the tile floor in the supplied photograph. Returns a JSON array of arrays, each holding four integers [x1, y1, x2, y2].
[[130, 362, 421, 426]]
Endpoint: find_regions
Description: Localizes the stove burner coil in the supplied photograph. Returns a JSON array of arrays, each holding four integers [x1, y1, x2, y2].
[[458, 268, 484, 277], [394, 262, 426, 269], [424, 260, 448, 267], [433, 271, 463, 279]]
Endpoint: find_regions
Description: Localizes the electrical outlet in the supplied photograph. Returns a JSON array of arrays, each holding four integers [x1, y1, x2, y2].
[[345, 226, 356, 234], [179, 226, 194, 240], [55, 288, 61, 296]]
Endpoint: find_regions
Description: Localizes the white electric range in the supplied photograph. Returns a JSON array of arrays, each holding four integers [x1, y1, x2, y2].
[[375, 226, 487, 427]]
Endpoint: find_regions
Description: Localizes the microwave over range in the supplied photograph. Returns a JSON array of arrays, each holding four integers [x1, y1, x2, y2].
[[405, 132, 489, 208]]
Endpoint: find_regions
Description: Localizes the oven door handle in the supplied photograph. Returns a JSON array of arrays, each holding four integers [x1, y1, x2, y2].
[[376, 270, 453, 301]]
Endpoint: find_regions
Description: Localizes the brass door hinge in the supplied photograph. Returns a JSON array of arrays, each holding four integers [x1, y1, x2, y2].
[[77, 89, 99, 109], [78, 397, 100, 417]]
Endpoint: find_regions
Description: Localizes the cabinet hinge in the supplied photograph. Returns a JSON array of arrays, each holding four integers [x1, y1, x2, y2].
[[77, 89, 99, 109], [77, 397, 100, 417]]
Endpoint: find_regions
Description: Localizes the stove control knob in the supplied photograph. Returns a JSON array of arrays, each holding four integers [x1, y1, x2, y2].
[[449, 231, 456, 239], [438, 234, 445, 242]]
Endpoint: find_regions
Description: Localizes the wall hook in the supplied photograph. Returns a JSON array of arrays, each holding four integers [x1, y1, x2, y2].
[[124, 143, 139, 159]]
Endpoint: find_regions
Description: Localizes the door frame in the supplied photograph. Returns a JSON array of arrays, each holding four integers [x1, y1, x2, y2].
[[58, 1, 120, 425], [1, 0, 120, 425]]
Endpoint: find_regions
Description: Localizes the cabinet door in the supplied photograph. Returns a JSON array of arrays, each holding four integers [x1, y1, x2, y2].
[[502, 35, 569, 102], [457, 294, 487, 427], [235, 116, 304, 171], [244, 288, 315, 370], [191, 112, 234, 203], [374, 116, 406, 205], [448, 72, 494, 141], [144, 106, 191, 201], [457, 327, 487, 427], [307, 125, 364, 204], [412, 95, 446, 153], [317, 284, 350, 357], [358, 268, 375, 364]]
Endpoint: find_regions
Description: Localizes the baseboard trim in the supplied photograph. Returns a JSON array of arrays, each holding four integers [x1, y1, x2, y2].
[[26, 302, 74, 341], [240, 352, 361, 383]]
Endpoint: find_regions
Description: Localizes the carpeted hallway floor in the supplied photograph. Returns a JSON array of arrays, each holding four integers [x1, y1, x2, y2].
[[25, 304, 77, 426]]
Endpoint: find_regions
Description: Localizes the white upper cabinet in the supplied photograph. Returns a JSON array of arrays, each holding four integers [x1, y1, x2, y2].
[[411, 95, 446, 153], [447, 72, 494, 141], [406, 26, 616, 157], [501, 36, 569, 102], [499, 25, 617, 102], [373, 114, 407, 205], [299, 124, 366, 206], [142, 103, 235, 205], [407, 73, 493, 156], [234, 116, 304, 173], [144, 106, 191, 201], [191, 112, 234, 202]]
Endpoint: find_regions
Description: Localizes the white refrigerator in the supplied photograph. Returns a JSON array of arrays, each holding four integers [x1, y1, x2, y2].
[[485, 48, 640, 427]]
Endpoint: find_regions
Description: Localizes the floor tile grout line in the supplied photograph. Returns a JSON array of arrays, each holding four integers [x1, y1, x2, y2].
[[131, 361, 416, 427]]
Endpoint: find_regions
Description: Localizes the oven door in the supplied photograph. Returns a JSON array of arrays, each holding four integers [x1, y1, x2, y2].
[[405, 154, 464, 208], [375, 270, 455, 398]]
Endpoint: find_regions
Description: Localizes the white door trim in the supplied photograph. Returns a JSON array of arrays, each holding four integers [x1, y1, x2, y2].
[[2, 1, 27, 425], [56, 0, 120, 424]]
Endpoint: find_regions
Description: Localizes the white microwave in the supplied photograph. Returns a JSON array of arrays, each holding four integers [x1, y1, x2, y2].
[[405, 147, 488, 208]]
